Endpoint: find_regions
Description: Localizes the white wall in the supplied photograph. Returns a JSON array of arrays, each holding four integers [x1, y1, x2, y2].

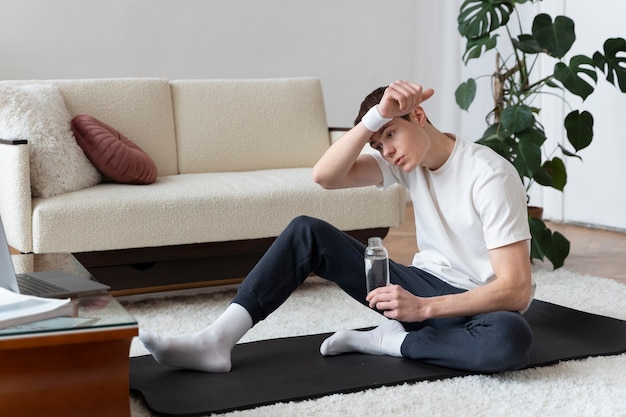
[[1, 0, 624, 230], [558, 1, 626, 230], [0, 0, 424, 127], [533, 0, 626, 230]]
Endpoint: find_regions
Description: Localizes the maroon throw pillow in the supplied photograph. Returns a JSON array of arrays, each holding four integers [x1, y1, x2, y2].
[[71, 114, 158, 184]]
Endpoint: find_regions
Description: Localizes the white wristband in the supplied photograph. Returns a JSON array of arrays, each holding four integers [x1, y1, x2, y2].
[[361, 105, 392, 132]]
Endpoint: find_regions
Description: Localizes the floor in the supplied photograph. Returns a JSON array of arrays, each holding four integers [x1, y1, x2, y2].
[[384, 203, 626, 286]]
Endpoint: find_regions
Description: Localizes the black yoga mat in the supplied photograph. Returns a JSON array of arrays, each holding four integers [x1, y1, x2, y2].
[[130, 300, 626, 416]]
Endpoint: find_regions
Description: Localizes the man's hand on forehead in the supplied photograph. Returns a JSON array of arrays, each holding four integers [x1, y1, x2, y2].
[[379, 81, 434, 119]]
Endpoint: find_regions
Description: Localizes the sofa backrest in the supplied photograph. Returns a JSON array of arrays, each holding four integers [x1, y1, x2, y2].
[[171, 78, 330, 173], [50, 78, 179, 177], [2, 78, 179, 177]]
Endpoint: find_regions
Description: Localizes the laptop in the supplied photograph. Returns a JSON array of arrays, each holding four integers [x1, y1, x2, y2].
[[0, 215, 110, 298]]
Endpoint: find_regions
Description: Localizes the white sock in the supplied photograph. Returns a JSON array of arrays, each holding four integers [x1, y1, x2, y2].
[[139, 303, 253, 372], [320, 320, 407, 357]]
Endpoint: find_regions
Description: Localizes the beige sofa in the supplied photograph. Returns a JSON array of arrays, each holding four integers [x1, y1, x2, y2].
[[0, 77, 404, 293]]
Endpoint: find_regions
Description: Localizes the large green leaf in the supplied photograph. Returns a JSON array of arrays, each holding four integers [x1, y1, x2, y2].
[[532, 166, 553, 188], [529, 217, 549, 260], [462, 34, 499, 63], [512, 34, 543, 54], [536, 157, 567, 191], [532, 14, 575, 58], [477, 124, 520, 164], [498, 137, 519, 162], [547, 230, 570, 269], [500, 104, 534, 133], [458, 0, 514, 39], [593, 37, 626, 92], [479, 123, 514, 143], [516, 124, 547, 147], [513, 139, 541, 178], [529, 217, 570, 269], [455, 78, 477, 110], [564, 110, 594, 152], [554, 55, 598, 100]]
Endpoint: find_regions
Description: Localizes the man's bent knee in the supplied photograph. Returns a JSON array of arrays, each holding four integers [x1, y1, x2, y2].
[[474, 312, 534, 373]]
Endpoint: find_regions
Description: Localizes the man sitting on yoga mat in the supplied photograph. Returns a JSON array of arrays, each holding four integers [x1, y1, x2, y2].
[[140, 81, 534, 373]]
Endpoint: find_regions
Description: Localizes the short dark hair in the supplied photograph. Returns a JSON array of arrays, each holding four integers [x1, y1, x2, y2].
[[353, 85, 411, 127], [353, 85, 430, 127]]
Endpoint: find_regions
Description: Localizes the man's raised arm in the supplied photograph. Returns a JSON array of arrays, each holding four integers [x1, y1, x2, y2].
[[313, 81, 434, 190], [312, 124, 381, 190]]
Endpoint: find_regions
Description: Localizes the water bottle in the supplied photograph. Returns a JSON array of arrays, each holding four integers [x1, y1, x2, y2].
[[364, 237, 389, 292]]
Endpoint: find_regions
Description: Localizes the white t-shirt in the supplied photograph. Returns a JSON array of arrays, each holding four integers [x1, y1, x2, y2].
[[370, 135, 531, 290]]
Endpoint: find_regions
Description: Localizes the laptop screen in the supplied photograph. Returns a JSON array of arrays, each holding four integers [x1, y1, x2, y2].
[[0, 216, 21, 293]]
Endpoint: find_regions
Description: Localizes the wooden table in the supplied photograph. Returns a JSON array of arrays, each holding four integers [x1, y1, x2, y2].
[[0, 294, 138, 416]]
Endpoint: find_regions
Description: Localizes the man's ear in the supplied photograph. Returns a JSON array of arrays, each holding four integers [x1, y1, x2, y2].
[[411, 106, 428, 126]]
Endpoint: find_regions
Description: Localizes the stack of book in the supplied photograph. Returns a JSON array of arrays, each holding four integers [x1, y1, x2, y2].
[[0, 288, 72, 329]]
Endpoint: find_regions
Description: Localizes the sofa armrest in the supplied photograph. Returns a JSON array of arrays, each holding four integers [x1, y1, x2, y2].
[[0, 139, 33, 253], [0, 139, 28, 145], [328, 127, 375, 156], [328, 127, 350, 144]]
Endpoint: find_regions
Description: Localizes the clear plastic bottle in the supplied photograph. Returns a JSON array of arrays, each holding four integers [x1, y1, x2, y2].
[[364, 237, 389, 292]]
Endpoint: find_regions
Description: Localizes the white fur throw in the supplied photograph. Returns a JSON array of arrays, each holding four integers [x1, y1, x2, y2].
[[0, 84, 101, 197]]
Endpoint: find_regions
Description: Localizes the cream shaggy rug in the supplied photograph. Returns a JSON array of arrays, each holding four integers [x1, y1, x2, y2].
[[121, 267, 626, 417]]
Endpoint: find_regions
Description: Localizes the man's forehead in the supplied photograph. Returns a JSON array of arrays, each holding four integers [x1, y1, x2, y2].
[[369, 131, 382, 145], [369, 122, 392, 143]]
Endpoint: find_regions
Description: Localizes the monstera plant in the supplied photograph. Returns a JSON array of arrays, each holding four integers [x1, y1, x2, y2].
[[455, 0, 626, 268]]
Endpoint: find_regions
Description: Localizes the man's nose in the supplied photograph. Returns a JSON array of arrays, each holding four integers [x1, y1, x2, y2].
[[382, 144, 395, 158]]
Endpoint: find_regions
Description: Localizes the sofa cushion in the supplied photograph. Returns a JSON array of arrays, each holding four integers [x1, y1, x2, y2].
[[0, 83, 101, 198], [72, 114, 158, 184], [30, 169, 405, 253], [171, 78, 331, 174]]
